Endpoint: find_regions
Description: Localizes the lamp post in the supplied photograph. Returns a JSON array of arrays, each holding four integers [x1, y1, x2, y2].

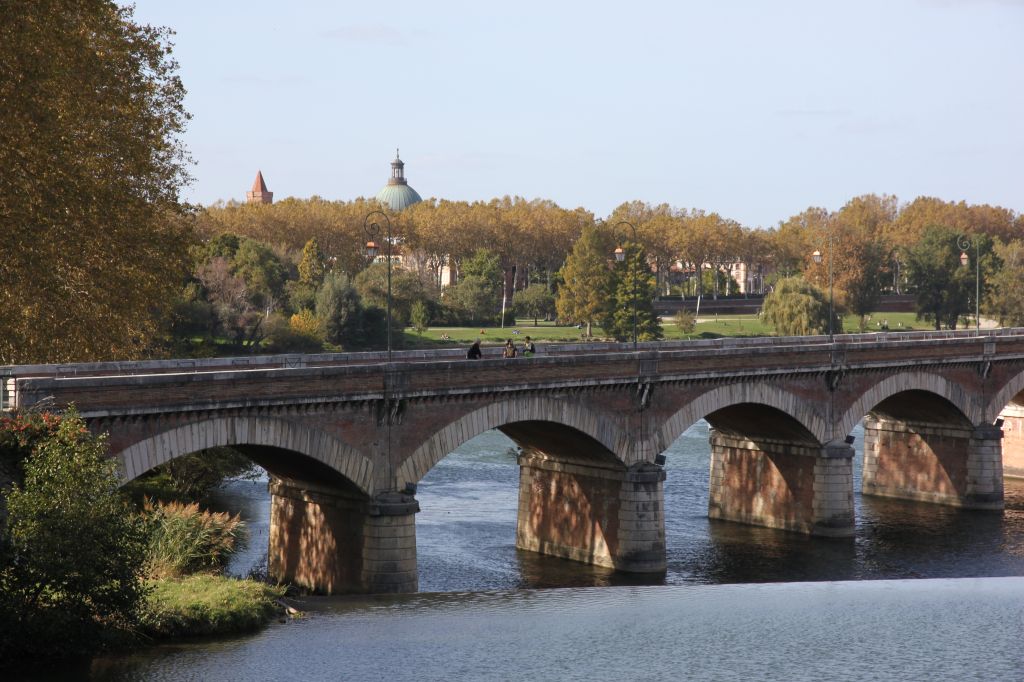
[[811, 225, 834, 339], [957, 235, 980, 333], [364, 210, 394, 361], [611, 220, 640, 349]]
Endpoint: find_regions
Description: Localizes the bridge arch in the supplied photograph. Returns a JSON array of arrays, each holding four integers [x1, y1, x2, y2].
[[657, 383, 826, 451], [986, 368, 1024, 422], [838, 371, 978, 439], [397, 396, 622, 486], [116, 415, 375, 496]]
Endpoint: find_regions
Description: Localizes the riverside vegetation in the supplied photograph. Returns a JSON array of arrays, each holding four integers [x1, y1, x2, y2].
[[0, 408, 288, 669]]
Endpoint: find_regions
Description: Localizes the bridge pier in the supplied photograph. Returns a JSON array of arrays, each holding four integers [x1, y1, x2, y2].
[[707, 431, 854, 537], [862, 417, 1003, 510], [268, 478, 419, 594], [515, 454, 666, 573]]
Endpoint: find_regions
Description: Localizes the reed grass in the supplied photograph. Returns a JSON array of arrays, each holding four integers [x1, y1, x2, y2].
[[144, 499, 246, 579]]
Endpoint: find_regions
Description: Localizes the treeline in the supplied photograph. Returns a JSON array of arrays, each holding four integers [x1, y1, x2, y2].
[[193, 193, 1023, 339]]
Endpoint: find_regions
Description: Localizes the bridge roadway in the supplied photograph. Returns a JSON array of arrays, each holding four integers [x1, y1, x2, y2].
[[5, 328, 1024, 594]]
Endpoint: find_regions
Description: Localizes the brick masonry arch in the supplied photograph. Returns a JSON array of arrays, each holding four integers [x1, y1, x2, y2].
[[838, 371, 979, 439], [396, 396, 624, 487], [987, 368, 1024, 422], [657, 383, 827, 451], [116, 415, 375, 496]]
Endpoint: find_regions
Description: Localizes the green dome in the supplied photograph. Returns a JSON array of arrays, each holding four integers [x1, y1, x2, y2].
[[376, 183, 423, 211], [376, 149, 422, 211]]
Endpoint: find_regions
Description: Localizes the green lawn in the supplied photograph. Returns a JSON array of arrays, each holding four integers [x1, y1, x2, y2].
[[403, 311, 928, 347]]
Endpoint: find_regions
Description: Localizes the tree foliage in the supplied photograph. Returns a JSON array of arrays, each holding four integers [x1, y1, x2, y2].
[[602, 244, 662, 342], [0, 1, 194, 364], [761, 277, 840, 336], [0, 408, 149, 662], [556, 227, 613, 337], [297, 238, 325, 288], [513, 284, 556, 326], [904, 226, 980, 330], [985, 240, 1024, 327], [316, 271, 363, 348]]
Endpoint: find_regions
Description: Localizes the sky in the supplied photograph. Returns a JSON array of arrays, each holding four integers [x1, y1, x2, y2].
[[130, 0, 1023, 228]]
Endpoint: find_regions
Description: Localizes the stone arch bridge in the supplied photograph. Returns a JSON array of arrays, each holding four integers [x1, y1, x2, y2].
[[5, 329, 1024, 594]]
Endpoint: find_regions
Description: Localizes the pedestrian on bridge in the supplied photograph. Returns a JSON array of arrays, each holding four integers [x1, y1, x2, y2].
[[467, 340, 482, 359], [503, 339, 517, 358]]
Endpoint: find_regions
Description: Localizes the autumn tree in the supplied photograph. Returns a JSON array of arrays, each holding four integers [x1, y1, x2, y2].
[[0, 1, 194, 364], [556, 227, 614, 337], [298, 237, 326, 288]]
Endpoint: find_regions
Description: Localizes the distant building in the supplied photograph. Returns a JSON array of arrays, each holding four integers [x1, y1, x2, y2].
[[246, 170, 273, 204], [375, 149, 422, 212]]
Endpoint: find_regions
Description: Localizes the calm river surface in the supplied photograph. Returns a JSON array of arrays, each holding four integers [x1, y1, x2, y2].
[[51, 422, 1024, 680]]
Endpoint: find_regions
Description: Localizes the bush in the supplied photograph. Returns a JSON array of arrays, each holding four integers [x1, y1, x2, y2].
[[674, 309, 696, 333], [0, 408, 149, 663], [262, 313, 324, 354], [144, 499, 246, 579]]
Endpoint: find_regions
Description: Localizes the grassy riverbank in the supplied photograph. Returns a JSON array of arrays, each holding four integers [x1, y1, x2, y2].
[[141, 574, 286, 638]]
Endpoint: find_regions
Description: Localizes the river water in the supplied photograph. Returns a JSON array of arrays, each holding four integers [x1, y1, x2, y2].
[[61, 422, 1024, 679]]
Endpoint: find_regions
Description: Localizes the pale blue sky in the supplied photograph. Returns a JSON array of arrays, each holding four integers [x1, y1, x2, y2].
[[131, 0, 1023, 227]]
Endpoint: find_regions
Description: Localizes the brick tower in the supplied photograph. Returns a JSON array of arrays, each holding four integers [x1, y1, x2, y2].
[[246, 170, 273, 204]]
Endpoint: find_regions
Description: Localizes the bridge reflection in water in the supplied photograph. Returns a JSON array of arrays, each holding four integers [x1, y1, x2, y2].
[[5, 329, 1024, 593]]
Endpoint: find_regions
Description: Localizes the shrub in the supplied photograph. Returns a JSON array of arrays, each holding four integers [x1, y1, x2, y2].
[[144, 499, 246, 580], [674, 308, 696, 333], [0, 408, 149, 663]]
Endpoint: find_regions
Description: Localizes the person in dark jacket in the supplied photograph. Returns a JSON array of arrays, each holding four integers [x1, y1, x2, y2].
[[523, 336, 536, 356], [467, 340, 482, 359]]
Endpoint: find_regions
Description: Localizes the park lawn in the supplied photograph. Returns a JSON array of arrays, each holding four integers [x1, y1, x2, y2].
[[405, 311, 929, 347]]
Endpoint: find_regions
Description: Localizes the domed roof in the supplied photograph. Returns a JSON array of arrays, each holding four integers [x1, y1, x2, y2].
[[376, 183, 423, 211], [375, 149, 422, 211]]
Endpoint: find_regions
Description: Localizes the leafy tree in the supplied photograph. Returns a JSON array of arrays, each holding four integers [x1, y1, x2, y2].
[[410, 300, 430, 335], [298, 238, 326, 288], [761, 276, 841, 336], [231, 238, 287, 312], [0, 1, 194, 365], [904, 226, 979, 330], [602, 244, 662, 342], [353, 263, 427, 327], [316, 271, 363, 348], [556, 227, 614, 337], [513, 284, 556, 326], [442, 275, 501, 324], [0, 408, 149, 662], [985, 240, 1024, 327]]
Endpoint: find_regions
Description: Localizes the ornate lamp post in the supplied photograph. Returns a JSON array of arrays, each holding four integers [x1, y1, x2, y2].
[[957, 235, 980, 333], [364, 210, 394, 361], [811, 226, 835, 339], [611, 220, 640, 349]]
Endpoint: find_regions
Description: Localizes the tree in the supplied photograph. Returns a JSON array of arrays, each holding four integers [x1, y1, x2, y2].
[[0, 408, 149, 661], [298, 238, 326, 288], [410, 300, 430, 335], [513, 284, 556, 326], [761, 277, 841, 336], [0, 1, 194, 364], [556, 227, 614, 337], [904, 226, 977, 330], [316, 271, 363, 348], [602, 244, 662, 342], [986, 240, 1024, 327], [353, 263, 427, 327]]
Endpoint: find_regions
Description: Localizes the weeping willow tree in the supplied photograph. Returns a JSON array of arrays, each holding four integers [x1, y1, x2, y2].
[[761, 276, 843, 337]]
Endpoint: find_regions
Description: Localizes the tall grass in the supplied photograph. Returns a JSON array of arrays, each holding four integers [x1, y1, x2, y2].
[[144, 499, 246, 579]]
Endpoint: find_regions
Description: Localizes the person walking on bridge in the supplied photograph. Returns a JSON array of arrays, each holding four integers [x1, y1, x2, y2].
[[503, 339, 517, 358], [467, 340, 482, 359]]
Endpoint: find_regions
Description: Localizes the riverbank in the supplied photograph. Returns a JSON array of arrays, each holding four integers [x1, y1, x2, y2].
[[140, 574, 287, 639]]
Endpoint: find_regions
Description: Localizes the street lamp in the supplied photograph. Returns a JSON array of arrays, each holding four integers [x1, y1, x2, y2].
[[957, 235, 980, 333], [611, 220, 640, 349], [364, 210, 394, 361], [811, 225, 835, 339]]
